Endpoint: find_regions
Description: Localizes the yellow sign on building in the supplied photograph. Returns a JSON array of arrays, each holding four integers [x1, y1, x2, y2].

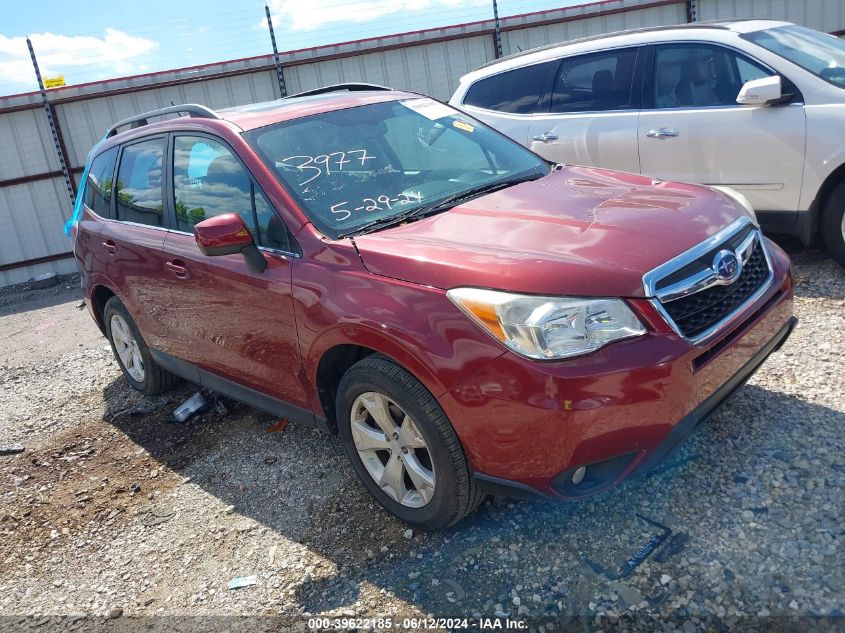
[[44, 75, 65, 88]]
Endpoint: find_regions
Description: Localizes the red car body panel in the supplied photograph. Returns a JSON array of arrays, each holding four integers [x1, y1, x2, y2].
[[439, 243, 793, 495], [354, 165, 752, 296], [73, 92, 796, 501]]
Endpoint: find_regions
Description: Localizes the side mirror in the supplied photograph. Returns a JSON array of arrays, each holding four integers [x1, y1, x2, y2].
[[194, 213, 267, 273], [736, 75, 783, 106]]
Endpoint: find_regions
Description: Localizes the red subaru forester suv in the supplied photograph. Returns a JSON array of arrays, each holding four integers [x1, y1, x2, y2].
[[69, 84, 795, 529]]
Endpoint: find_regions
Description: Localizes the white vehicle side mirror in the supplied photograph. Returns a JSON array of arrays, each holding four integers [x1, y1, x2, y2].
[[736, 75, 783, 106]]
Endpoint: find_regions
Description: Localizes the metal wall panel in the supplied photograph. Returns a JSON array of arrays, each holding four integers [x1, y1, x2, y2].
[[697, 0, 845, 33], [0, 177, 76, 286], [0, 257, 77, 287], [0, 108, 61, 180], [286, 35, 495, 100], [502, 4, 688, 53], [56, 71, 280, 167]]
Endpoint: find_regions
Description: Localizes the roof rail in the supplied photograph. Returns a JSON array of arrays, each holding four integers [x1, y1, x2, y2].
[[106, 104, 220, 138], [286, 83, 393, 99], [476, 23, 732, 70]]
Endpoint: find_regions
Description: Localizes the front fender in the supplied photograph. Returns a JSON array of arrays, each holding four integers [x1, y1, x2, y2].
[[294, 267, 506, 415]]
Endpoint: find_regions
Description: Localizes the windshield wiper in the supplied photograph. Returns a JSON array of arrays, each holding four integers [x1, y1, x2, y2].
[[338, 170, 546, 239]]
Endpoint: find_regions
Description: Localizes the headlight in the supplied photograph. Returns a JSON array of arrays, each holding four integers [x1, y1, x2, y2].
[[447, 288, 646, 360], [711, 186, 757, 222]]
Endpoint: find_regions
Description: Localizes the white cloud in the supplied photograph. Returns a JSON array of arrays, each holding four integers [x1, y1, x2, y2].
[[0, 29, 158, 90], [267, 0, 485, 31]]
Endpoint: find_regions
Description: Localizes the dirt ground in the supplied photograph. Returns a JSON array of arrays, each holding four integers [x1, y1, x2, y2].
[[0, 242, 843, 632]]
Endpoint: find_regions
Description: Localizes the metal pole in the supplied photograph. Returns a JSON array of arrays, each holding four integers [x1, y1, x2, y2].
[[265, 5, 288, 97], [27, 38, 75, 205], [687, 0, 698, 22], [492, 0, 503, 58]]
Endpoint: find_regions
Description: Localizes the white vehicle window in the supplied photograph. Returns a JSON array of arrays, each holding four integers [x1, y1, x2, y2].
[[549, 48, 638, 113], [463, 61, 555, 114], [653, 44, 770, 109], [744, 25, 845, 89]]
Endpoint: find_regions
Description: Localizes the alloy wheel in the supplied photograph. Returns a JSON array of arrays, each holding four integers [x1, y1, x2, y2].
[[110, 313, 145, 382], [350, 391, 436, 508]]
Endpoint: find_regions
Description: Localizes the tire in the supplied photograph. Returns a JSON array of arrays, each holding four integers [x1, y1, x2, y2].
[[821, 181, 845, 269], [103, 296, 180, 396], [336, 354, 484, 530]]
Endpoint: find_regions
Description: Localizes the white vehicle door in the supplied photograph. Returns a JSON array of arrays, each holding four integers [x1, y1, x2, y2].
[[457, 61, 558, 146], [637, 43, 806, 214], [527, 47, 642, 173]]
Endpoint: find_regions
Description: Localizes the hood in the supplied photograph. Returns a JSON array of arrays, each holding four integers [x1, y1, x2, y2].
[[352, 165, 752, 298]]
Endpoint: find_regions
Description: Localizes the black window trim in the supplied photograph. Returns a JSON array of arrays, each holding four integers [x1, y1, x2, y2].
[[165, 130, 301, 258], [539, 44, 645, 115], [641, 40, 805, 111], [461, 58, 558, 116]]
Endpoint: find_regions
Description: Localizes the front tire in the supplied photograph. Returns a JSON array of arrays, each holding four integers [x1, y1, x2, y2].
[[336, 354, 484, 530], [821, 181, 845, 269], [103, 297, 179, 396]]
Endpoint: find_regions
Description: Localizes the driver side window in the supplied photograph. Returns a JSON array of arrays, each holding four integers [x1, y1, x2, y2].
[[653, 44, 771, 109], [172, 136, 291, 251]]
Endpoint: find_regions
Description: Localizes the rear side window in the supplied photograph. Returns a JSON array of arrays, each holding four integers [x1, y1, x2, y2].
[[172, 136, 291, 251], [463, 61, 555, 114], [550, 47, 639, 113], [84, 147, 118, 218], [115, 138, 165, 226]]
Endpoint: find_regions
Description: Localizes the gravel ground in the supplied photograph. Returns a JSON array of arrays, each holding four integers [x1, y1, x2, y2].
[[0, 242, 842, 633]]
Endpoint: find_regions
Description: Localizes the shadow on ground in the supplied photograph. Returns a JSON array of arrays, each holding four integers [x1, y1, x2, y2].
[[101, 368, 844, 624]]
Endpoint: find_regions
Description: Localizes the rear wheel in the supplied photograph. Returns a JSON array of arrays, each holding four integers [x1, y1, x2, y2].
[[821, 181, 845, 269], [104, 297, 179, 396], [336, 354, 484, 530]]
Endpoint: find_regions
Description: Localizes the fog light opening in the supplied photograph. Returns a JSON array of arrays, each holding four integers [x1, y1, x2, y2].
[[571, 466, 587, 486]]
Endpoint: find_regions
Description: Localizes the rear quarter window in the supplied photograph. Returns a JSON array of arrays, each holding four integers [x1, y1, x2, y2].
[[84, 147, 118, 219], [463, 61, 555, 114]]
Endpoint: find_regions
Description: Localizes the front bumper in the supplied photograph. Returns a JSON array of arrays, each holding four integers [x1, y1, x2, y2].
[[438, 241, 795, 500]]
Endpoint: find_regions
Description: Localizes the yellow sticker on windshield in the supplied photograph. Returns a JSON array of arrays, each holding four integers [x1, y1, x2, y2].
[[453, 120, 474, 133]]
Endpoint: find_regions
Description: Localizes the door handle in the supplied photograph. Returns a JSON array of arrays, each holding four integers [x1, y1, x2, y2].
[[102, 240, 117, 254], [646, 128, 680, 139], [165, 260, 188, 278], [532, 132, 559, 142]]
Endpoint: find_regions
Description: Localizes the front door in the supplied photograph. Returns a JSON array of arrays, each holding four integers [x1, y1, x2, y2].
[[637, 43, 806, 214], [527, 46, 641, 174], [158, 134, 308, 411]]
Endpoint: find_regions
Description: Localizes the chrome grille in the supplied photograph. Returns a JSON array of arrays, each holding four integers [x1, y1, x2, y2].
[[643, 218, 773, 342]]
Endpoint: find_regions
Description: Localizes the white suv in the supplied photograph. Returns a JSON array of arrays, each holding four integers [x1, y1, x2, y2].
[[449, 20, 845, 267]]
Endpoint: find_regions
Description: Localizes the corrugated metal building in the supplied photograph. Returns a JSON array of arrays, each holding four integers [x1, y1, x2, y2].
[[1, 0, 843, 286]]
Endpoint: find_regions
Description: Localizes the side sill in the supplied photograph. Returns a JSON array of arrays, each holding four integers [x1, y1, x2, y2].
[[472, 473, 551, 501], [757, 210, 815, 245], [149, 348, 331, 434]]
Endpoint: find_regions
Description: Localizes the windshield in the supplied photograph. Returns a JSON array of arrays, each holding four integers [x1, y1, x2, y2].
[[744, 25, 845, 89], [244, 98, 548, 238]]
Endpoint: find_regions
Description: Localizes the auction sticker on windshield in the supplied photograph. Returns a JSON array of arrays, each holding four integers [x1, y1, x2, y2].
[[400, 98, 457, 121]]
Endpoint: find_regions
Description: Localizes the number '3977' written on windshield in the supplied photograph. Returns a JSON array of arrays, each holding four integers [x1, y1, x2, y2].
[[276, 149, 377, 191]]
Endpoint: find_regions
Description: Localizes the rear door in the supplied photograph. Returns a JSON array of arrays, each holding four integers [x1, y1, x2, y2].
[[99, 136, 174, 349], [637, 42, 806, 214], [158, 134, 309, 411], [458, 60, 557, 145], [528, 46, 642, 173]]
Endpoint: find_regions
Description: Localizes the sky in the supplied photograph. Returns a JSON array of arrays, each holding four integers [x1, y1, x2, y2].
[[0, 0, 583, 97]]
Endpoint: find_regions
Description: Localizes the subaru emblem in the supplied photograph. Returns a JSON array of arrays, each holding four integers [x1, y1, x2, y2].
[[713, 250, 741, 284]]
